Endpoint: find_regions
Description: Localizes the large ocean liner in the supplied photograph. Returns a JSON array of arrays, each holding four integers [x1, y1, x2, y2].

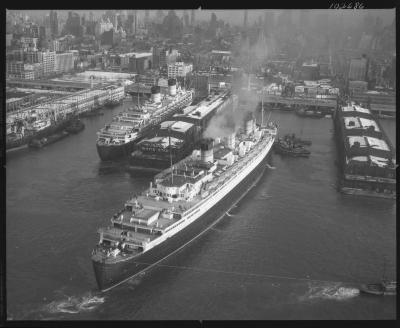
[[92, 115, 277, 291], [333, 102, 396, 199], [129, 90, 237, 170], [96, 79, 193, 161]]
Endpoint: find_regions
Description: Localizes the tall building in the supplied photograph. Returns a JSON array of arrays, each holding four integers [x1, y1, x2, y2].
[[49, 39, 60, 52], [95, 19, 114, 38], [159, 48, 179, 68], [243, 10, 248, 30], [348, 56, 368, 81], [190, 10, 195, 26], [152, 46, 162, 68], [41, 51, 56, 76], [65, 12, 83, 38], [144, 10, 150, 27], [264, 10, 273, 34], [55, 52, 74, 73], [161, 10, 183, 40], [188, 72, 209, 98], [156, 10, 164, 24], [49, 10, 58, 37], [25, 50, 56, 76], [183, 10, 189, 27]]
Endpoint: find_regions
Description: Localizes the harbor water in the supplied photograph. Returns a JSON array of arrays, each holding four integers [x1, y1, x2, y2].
[[6, 103, 396, 320]]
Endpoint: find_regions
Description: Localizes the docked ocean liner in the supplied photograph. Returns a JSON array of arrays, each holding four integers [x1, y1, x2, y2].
[[333, 102, 396, 199], [92, 115, 277, 291], [96, 79, 193, 161], [129, 90, 237, 170]]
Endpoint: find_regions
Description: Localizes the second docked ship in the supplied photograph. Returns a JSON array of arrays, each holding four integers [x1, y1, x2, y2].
[[96, 78, 193, 161]]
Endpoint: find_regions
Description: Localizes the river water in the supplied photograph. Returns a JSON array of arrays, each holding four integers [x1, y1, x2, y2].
[[6, 102, 396, 320]]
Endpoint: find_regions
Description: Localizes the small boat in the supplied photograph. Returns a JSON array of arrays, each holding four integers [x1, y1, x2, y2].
[[273, 138, 310, 157], [28, 131, 69, 148], [282, 134, 312, 146], [65, 119, 85, 134], [360, 281, 396, 296], [359, 259, 396, 296], [296, 108, 325, 118]]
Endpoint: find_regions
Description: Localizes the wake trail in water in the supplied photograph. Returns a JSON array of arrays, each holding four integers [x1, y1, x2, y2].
[[298, 282, 360, 302], [257, 192, 272, 200], [43, 291, 105, 314]]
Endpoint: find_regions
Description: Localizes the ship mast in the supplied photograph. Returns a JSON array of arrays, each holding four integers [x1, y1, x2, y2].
[[137, 83, 140, 109], [169, 126, 173, 184], [261, 87, 264, 127], [382, 256, 387, 282]]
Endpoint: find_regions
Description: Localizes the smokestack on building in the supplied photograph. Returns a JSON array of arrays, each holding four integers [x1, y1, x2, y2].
[[200, 138, 214, 163], [168, 78, 177, 96], [244, 112, 254, 135], [151, 85, 161, 103]]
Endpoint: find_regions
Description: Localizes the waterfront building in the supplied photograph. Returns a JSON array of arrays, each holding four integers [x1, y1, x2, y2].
[[24, 50, 53, 76], [6, 33, 13, 47], [187, 72, 209, 99], [54, 52, 74, 74], [348, 57, 368, 81], [167, 62, 193, 78], [7, 61, 42, 79]]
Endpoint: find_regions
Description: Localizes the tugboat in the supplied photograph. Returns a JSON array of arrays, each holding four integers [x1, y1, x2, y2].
[[28, 131, 69, 148], [359, 281, 397, 296], [360, 260, 396, 296], [65, 119, 85, 134], [291, 134, 312, 146], [296, 107, 325, 118], [273, 134, 311, 157]]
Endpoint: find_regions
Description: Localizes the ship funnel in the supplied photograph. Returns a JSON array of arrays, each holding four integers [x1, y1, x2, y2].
[[245, 112, 254, 135], [168, 78, 177, 97], [200, 138, 214, 163], [151, 85, 161, 103]]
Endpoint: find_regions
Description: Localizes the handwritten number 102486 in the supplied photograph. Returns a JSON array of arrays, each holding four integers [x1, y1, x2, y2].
[[329, 2, 365, 9]]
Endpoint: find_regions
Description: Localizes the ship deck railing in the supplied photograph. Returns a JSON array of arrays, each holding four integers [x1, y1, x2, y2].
[[344, 174, 396, 184]]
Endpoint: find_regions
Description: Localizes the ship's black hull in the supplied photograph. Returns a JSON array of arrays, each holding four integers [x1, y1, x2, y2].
[[96, 141, 139, 161], [92, 150, 272, 291], [129, 148, 193, 170], [6, 118, 73, 151]]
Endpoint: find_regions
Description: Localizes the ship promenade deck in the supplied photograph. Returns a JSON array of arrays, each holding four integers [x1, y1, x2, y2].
[[131, 130, 274, 217]]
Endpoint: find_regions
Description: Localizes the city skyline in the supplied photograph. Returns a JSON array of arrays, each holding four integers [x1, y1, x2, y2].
[[7, 9, 396, 27]]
